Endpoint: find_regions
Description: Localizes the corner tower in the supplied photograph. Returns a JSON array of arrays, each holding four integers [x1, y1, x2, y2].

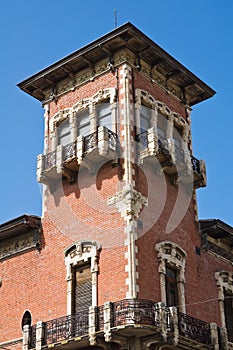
[[12, 22, 226, 350]]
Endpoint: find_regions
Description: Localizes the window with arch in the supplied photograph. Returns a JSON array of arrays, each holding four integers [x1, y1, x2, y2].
[[215, 271, 233, 342], [156, 241, 186, 312], [64, 240, 101, 315], [21, 310, 32, 330]]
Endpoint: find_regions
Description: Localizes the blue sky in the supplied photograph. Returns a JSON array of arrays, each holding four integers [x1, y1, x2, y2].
[[1, 0, 233, 226]]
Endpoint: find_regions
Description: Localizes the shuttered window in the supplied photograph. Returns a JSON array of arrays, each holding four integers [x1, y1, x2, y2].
[[73, 263, 92, 313], [224, 291, 233, 342]]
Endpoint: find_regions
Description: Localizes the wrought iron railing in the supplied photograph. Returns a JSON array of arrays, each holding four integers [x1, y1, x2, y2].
[[83, 131, 98, 153], [63, 141, 76, 161], [108, 129, 120, 152], [158, 138, 170, 155], [112, 299, 157, 327], [41, 128, 119, 175], [191, 156, 201, 174], [136, 131, 148, 151], [43, 150, 56, 169], [178, 311, 211, 345], [28, 301, 213, 348], [29, 324, 37, 349], [96, 304, 105, 331], [43, 309, 89, 345]]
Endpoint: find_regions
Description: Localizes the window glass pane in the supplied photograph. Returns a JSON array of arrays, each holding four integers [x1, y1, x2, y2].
[[173, 125, 183, 147], [140, 106, 151, 132], [79, 113, 89, 127], [58, 119, 70, 146], [98, 104, 112, 129], [158, 114, 167, 140], [77, 111, 90, 137], [165, 267, 178, 307]]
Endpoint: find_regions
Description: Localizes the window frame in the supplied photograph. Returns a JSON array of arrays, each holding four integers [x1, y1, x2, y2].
[[64, 240, 101, 315], [156, 241, 186, 313], [215, 271, 233, 342]]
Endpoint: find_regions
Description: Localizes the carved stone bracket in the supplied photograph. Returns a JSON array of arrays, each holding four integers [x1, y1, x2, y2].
[[107, 184, 148, 220]]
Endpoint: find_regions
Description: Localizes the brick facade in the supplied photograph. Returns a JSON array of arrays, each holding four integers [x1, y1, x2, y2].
[[1, 23, 232, 349]]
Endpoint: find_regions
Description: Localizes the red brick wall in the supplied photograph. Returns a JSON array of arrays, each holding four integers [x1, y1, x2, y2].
[[133, 70, 187, 119], [49, 73, 118, 117], [1, 64, 230, 344], [135, 143, 233, 327]]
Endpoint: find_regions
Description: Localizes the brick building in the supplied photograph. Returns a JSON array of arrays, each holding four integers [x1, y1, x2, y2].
[[1, 22, 233, 349]]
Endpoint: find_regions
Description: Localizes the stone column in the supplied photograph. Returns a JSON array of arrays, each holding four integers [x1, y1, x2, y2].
[[35, 321, 44, 350], [22, 325, 30, 350]]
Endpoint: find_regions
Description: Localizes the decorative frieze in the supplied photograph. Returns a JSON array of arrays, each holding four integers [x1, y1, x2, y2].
[[0, 228, 40, 261]]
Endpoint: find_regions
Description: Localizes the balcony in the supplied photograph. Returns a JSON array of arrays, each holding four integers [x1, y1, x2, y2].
[[24, 298, 218, 350], [136, 128, 206, 189], [37, 127, 119, 185]]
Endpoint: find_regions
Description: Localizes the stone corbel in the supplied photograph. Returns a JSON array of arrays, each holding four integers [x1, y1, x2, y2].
[[107, 185, 148, 220]]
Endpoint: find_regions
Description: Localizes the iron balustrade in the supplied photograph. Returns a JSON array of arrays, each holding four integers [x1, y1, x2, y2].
[[178, 311, 211, 345], [158, 138, 170, 155], [107, 129, 119, 152], [43, 150, 56, 169], [135, 131, 148, 151], [191, 156, 201, 174], [43, 310, 89, 345], [83, 131, 98, 153], [96, 305, 105, 331], [136, 131, 204, 176], [63, 141, 76, 161], [27, 299, 213, 348], [112, 299, 157, 327], [29, 324, 36, 349], [41, 128, 119, 173]]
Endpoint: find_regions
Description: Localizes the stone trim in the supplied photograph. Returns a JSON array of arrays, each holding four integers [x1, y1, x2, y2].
[[155, 241, 186, 313], [215, 270, 233, 331], [135, 89, 189, 141], [49, 88, 117, 151], [118, 64, 139, 299], [64, 240, 102, 315]]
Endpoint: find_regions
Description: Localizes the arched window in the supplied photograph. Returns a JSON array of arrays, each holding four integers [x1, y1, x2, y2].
[[156, 241, 186, 313], [64, 240, 102, 315], [21, 310, 32, 330]]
